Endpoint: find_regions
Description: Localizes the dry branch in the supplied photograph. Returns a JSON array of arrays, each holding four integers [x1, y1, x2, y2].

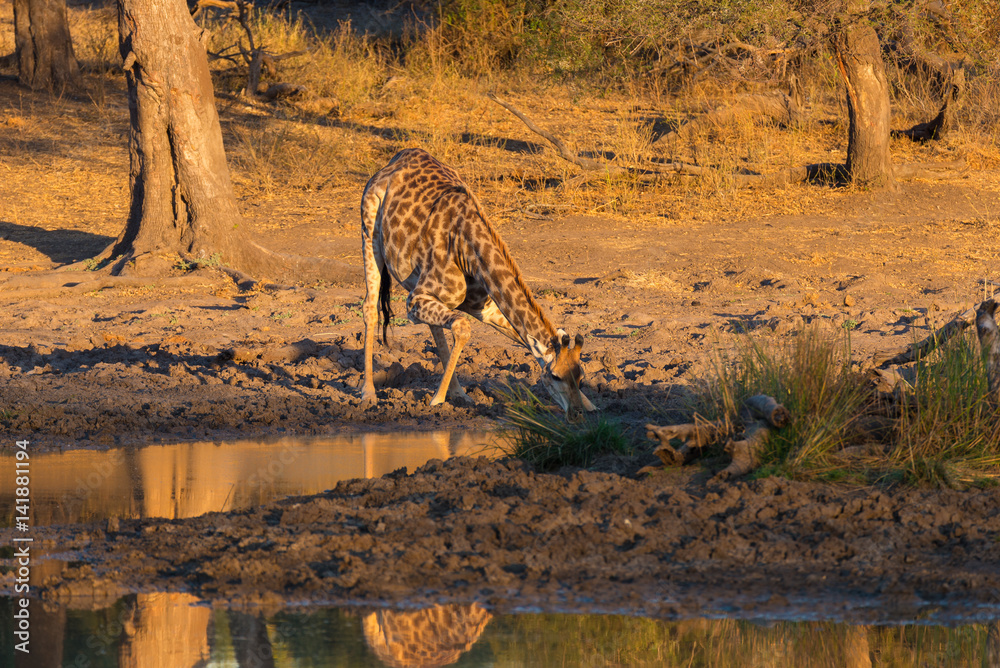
[[260, 82, 307, 101], [892, 70, 965, 142], [193, 0, 308, 98], [487, 93, 615, 173], [0, 273, 220, 302], [743, 394, 791, 427], [873, 295, 1000, 368]]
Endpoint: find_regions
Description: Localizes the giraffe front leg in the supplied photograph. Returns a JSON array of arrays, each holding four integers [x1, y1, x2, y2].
[[409, 296, 472, 406], [430, 325, 469, 402]]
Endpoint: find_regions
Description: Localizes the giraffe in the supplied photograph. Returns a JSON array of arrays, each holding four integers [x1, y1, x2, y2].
[[362, 603, 492, 667], [360, 148, 597, 417]]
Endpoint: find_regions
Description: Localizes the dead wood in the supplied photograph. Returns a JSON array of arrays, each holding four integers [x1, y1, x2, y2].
[[645, 394, 789, 480], [193, 0, 307, 97], [487, 93, 615, 173], [743, 394, 791, 428], [976, 300, 1000, 408], [260, 82, 307, 101], [645, 419, 726, 467], [713, 397, 790, 481], [873, 294, 1000, 368], [892, 69, 965, 142], [715, 422, 770, 481]]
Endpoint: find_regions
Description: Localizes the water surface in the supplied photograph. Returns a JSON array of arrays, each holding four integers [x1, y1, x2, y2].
[[0, 431, 496, 525], [1, 594, 997, 667]]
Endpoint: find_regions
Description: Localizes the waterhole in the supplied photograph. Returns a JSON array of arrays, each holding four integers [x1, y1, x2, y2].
[[1, 433, 998, 666], [0, 431, 496, 525]]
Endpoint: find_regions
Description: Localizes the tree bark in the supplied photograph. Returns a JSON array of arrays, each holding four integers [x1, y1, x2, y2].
[[13, 0, 80, 90], [109, 0, 354, 285], [834, 8, 896, 190]]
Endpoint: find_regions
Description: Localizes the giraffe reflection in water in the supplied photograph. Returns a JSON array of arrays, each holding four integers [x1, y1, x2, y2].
[[362, 604, 493, 668]]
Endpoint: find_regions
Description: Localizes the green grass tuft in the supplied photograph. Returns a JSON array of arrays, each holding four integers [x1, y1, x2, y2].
[[496, 383, 632, 471], [700, 326, 869, 477], [889, 330, 1000, 485]]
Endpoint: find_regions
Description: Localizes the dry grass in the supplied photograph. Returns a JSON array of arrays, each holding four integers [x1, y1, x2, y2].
[[1, 1, 998, 248]]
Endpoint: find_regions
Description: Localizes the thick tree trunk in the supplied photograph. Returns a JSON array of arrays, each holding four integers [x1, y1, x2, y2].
[[109, 0, 354, 284], [13, 0, 80, 90], [834, 10, 896, 190]]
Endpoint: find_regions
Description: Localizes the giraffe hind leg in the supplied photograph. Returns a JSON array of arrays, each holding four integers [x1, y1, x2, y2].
[[360, 204, 384, 404]]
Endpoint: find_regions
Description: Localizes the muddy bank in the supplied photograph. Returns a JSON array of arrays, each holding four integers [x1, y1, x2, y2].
[[18, 457, 1000, 623]]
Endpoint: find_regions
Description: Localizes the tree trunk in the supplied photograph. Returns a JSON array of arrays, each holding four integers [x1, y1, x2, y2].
[[109, 0, 354, 284], [13, 0, 80, 90], [834, 9, 896, 190]]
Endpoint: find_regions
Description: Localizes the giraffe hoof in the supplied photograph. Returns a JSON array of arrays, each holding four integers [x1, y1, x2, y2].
[[361, 387, 378, 405]]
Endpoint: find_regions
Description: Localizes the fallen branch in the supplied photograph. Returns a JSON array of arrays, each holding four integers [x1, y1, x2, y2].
[[873, 295, 999, 368], [260, 82, 308, 101], [487, 93, 613, 173], [714, 395, 790, 481], [892, 70, 965, 142], [0, 273, 220, 302], [717, 422, 771, 481]]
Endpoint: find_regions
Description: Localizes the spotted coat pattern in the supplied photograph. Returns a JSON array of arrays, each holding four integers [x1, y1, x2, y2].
[[359, 148, 596, 414]]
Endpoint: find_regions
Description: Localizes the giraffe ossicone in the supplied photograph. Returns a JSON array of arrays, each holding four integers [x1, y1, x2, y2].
[[358, 148, 597, 418]]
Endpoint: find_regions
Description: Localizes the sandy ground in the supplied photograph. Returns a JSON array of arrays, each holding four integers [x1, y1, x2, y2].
[[1, 45, 1000, 619]]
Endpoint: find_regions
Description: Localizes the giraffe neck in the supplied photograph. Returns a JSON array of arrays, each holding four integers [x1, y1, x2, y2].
[[466, 211, 556, 360]]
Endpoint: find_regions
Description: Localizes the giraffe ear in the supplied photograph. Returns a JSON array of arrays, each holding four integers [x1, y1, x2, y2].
[[527, 334, 554, 363]]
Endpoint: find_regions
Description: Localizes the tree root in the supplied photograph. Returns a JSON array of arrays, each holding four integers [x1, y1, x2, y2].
[[644, 394, 789, 480], [0, 271, 221, 302]]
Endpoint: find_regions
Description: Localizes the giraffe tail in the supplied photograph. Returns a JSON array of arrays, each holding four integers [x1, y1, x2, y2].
[[378, 263, 392, 345]]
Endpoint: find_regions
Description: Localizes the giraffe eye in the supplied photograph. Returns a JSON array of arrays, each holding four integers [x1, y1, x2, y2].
[[550, 373, 562, 382]]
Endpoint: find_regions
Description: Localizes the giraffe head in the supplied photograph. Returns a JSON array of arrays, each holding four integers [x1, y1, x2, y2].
[[529, 329, 597, 420]]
